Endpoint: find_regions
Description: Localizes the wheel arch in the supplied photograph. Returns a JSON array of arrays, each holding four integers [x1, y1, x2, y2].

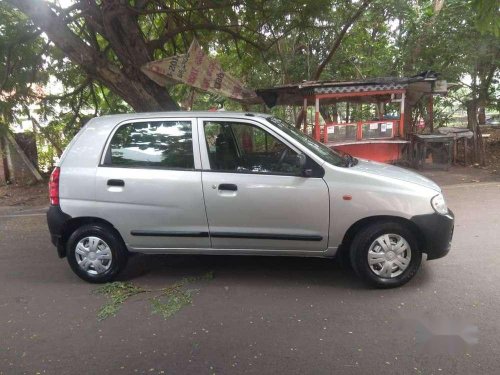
[[338, 215, 426, 257], [59, 217, 126, 258]]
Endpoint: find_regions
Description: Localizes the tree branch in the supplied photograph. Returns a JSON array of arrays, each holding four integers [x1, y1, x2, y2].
[[31, 78, 92, 100], [313, 0, 373, 80], [5, 0, 178, 111], [127, 1, 241, 15], [154, 23, 265, 51]]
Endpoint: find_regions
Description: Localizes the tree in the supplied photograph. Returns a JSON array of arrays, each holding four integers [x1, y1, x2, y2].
[[5, 0, 282, 111], [2, 0, 498, 165]]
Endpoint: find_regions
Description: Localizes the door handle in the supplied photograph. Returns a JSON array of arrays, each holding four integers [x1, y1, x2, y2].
[[107, 179, 125, 187], [218, 183, 237, 191]]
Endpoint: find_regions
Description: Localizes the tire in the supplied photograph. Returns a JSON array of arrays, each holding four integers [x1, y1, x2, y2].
[[66, 224, 128, 283], [350, 221, 421, 288]]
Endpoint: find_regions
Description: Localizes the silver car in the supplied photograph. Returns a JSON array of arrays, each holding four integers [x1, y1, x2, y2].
[[47, 112, 454, 288]]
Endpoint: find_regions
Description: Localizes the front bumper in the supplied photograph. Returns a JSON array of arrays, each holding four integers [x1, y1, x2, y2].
[[47, 205, 71, 258], [411, 209, 454, 260]]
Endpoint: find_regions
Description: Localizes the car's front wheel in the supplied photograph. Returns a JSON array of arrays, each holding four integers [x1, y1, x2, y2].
[[66, 224, 128, 283], [350, 221, 422, 288]]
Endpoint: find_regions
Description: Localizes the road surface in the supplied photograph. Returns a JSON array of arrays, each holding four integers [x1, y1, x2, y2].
[[1, 182, 499, 374]]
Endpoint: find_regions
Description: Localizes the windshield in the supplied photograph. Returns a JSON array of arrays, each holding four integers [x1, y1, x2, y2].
[[267, 116, 348, 167]]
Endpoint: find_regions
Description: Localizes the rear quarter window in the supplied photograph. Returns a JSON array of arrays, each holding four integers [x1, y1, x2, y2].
[[105, 120, 194, 169]]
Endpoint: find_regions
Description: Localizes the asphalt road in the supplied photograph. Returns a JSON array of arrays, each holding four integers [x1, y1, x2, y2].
[[1, 182, 500, 375]]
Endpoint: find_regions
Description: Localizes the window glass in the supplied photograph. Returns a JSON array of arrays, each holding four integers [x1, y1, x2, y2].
[[108, 121, 194, 169], [204, 121, 301, 175], [325, 124, 357, 142], [361, 121, 394, 139], [267, 116, 346, 167]]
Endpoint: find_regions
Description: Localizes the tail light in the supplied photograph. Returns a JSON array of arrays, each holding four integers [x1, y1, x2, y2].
[[49, 167, 60, 205]]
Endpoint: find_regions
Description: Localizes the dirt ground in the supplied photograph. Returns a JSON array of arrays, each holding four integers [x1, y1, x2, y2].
[[0, 182, 48, 207]]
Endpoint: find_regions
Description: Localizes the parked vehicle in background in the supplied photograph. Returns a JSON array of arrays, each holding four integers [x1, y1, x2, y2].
[[485, 115, 500, 126], [47, 112, 454, 288]]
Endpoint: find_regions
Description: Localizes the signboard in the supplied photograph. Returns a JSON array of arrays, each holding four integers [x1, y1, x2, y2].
[[141, 40, 259, 103]]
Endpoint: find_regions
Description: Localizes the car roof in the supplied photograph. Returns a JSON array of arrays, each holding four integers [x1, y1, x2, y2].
[[95, 111, 271, 122], [84, 111, 277, 136]]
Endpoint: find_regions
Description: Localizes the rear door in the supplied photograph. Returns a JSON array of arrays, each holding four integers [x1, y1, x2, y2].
[[199, 117, 330, 252], [95, 117, 210, 251]]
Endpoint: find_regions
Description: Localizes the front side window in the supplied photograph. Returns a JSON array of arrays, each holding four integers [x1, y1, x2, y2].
[[204, 121, 301, 175], [267, 116, 347, 167], [107, 120, 194, 169]]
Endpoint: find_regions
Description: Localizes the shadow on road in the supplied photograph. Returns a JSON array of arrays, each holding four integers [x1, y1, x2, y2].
[[117, 253, 434, 291]]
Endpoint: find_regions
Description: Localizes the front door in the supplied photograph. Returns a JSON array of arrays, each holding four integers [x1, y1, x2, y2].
[[199, 118, 330, 252], [95, 118, 210, 251]]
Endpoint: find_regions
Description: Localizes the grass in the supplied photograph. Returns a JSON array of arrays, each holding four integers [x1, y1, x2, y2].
[[93, 271, 214, 321]]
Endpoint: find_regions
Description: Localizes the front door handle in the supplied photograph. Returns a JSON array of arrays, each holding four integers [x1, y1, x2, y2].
[[218, 183, 237, 191], [107, 179, 125, 187]]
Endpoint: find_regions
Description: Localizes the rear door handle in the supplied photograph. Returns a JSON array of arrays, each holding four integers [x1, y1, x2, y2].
[[218, 183, 237, 191], [107, 179, 125, 187]]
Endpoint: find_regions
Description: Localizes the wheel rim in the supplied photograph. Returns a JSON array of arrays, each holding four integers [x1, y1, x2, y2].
[[367, 234, 411, 278], [74, 236, 112, 275]]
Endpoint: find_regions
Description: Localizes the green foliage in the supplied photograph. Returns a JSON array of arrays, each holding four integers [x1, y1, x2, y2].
[[94, 282, 146, 320], [1, 0, 499, 145], [93, 271, 214, 321], [472, 0, 500, 37], [149, 271, 214, 319], [151, 289, 194, 319]]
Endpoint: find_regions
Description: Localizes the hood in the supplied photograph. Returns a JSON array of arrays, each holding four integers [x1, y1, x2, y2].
[[353, 159, 441, 191]]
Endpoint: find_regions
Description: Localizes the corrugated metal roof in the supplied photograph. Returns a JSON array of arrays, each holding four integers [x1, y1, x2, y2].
[[255, 72, 440, 107]]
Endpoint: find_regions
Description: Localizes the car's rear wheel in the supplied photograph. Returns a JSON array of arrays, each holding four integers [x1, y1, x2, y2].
[[66, 224, 128, 283], [350, 221, 421, 288]]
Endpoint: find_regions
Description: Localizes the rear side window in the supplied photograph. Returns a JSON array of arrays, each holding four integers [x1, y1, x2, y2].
[[105, 121, 194, 169]]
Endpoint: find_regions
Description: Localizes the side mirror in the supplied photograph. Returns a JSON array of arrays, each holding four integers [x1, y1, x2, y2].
[[296, 154, 313, 177], [302, 168, 314, 177]]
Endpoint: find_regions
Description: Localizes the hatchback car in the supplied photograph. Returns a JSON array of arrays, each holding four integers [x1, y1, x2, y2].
[[47, 112, 454, 288]]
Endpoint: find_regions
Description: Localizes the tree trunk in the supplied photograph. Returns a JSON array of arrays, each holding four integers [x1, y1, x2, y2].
[[295, 110, 305, 129], [478, 106, 486, 125], [31, 118, 64, 156], [0, 136, 11, 183], [8, 0, 179, 112], [466, 100, 482, 164]]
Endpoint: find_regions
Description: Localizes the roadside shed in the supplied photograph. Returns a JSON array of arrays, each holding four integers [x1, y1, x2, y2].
[[256, 72, 448, 163]]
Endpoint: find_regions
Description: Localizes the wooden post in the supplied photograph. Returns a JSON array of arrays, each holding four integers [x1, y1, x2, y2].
[[314, 96, 320, 141], [303, 97, 308, 133], [399, 92, 406, 138], [356, 121, 363, 140], [428, 95, 434, 133]]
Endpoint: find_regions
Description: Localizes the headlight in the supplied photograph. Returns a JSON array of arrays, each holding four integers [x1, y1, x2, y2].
[[431, 193, 448, 215]]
